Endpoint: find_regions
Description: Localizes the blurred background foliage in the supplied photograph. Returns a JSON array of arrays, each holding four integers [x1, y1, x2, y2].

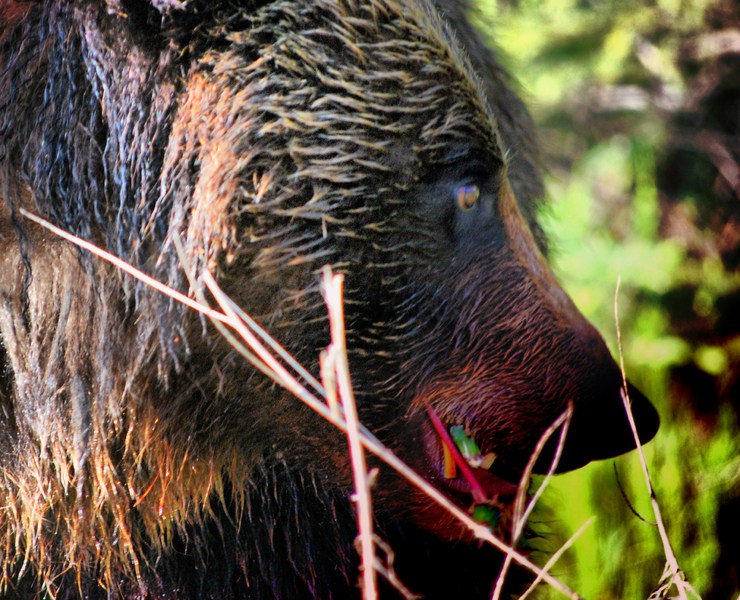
[[472, 0, 740, 598]]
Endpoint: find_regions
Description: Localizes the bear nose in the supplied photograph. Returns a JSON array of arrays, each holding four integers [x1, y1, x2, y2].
[[535, 327, 660, 474], [551, 379, 660, 473], [587, 380, 660, 461]]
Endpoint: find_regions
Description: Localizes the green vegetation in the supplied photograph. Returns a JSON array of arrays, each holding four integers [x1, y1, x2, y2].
[[474, 0, 740, 597]]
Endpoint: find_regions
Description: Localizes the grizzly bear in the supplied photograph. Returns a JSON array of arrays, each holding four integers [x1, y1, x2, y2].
[[0, 0, 659, 598]]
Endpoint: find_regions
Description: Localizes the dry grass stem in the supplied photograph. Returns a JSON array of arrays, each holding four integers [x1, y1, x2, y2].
[[514, 406, 573, 540], [321, 268, 378, 600], [614, 277, 699, 600], [492, 406, 573, 600], [372, 536, 421, 600], [22, 210, 582, 599], [517, 518, 595, 600], [18, 209, 227, 325]]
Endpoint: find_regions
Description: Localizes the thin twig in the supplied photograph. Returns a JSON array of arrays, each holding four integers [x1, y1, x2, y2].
[[517, 518, 595, 600], [373, 536, 421, 600], [18, 209, 229, 325], [614, 277, 695, 600], [514, 406, 573, 540], [492, 407, 572, 600], [322, 268, 378, 600], [612, 463, 656, 525]]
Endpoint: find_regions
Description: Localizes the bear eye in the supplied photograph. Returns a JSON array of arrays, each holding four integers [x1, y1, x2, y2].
[[455, 184, 480, 210]]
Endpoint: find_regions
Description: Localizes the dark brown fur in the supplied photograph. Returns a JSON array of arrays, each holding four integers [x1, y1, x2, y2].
[[0, 1, 658, 598]]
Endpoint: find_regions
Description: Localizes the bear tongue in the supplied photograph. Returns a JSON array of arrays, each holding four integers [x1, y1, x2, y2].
[[472, 467, 519, 498], [441, 465, 519, 500]]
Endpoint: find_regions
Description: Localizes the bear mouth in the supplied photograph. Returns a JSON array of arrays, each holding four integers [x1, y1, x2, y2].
[[423, 406, 519, 505]]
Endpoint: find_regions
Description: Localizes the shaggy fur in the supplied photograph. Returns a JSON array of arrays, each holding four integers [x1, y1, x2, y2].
[[0, 1, 658, 598]]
